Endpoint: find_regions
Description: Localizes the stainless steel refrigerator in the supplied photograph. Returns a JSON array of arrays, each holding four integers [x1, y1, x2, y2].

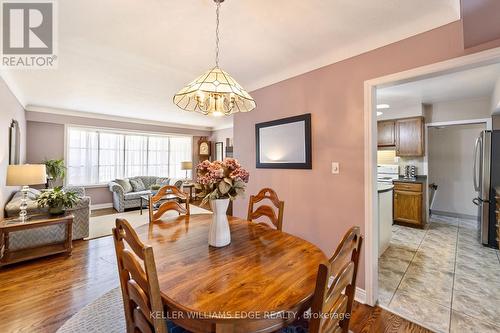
[[473, 130, 499, 248]]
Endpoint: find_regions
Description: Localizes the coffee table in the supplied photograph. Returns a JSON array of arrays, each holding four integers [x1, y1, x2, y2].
[[0, 213, 73, 267], [139, 194, 179, 215]]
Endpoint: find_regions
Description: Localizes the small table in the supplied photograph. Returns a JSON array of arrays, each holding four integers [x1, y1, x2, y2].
[[182, 183, 196, 200], [0, 214, 73, 267]]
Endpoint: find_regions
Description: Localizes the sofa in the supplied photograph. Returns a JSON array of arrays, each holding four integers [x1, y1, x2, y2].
[[109, 176, 184, 212], [4, 186, 90, 251]]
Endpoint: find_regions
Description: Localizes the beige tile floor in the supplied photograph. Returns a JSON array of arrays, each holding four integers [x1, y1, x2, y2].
[[378, 215, 500, 333]]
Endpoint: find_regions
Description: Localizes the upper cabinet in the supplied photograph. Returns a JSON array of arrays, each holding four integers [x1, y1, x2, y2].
[[377, 116, 425, 157], [396, 117, 424, 156], [377, 120, 396, 147]]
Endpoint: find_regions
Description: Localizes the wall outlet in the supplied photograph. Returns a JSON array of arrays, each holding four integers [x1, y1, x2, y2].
[[331, 162, 340, 174]]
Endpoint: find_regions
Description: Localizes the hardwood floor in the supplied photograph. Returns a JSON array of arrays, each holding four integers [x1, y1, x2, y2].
[[0, 215, 430, 333]]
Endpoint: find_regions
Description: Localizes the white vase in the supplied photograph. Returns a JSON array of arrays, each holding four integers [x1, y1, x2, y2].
[[208, 198, 231, 247]]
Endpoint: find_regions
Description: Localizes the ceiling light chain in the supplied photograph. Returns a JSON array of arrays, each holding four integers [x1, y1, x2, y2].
[[215, 0, 220, 67]]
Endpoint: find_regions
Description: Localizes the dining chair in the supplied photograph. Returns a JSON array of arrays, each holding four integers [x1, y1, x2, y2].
[[309, 226, 363, 333], [149, 185, 190, 223], [113, 218, 187, 333], [247, 188, 284, 231]]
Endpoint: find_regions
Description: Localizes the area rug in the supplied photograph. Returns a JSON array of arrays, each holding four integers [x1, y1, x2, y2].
[[57, 287, 125, 333], [86, 205, 211, 240]]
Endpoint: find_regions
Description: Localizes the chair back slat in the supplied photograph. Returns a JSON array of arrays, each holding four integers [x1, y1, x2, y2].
[[322, 262, 354, 313], [113, 218, 167, 333], [121, 251, 150, 293], [309, 227, 363, 333], [133, 308, 154, 333], [128, 280, 153, 320], [247, 188, 284, 230], [149, 185, 190, 223], [151, 185, 187, 203]]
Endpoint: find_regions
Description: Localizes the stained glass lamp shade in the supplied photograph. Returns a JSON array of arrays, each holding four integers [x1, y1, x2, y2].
[[173, 67, 256, 116]]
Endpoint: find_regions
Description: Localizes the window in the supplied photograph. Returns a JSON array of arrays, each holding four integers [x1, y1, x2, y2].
[[66, 126, 192, 185]]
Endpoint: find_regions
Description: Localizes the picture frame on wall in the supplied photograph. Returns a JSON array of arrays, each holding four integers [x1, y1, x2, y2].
[[215, 142, 224, 161], [9, 119, 20, 165], [255, 113, 312, 169]]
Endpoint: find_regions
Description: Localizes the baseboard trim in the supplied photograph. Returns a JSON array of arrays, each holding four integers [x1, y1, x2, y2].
[[90, 203, 113, 210], [354, 287, 366, 304], [430, 210, 477, 221]]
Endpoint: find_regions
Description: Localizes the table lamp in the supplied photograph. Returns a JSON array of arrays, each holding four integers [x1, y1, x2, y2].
[[181, 161, 193, 183], [6, 164, 47, 222]]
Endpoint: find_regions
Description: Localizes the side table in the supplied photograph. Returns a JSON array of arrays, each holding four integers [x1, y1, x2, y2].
[[0, 214, 73, 267]]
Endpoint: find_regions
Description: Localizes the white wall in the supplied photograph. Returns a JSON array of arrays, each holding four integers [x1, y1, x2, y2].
[[209, 127, 233, 160], [0, 78, 26, 217], [428, 123, 484, 217], [426, 96, 492, 123]]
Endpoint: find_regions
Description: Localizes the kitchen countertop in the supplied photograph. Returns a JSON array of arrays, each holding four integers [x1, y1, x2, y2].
[[393, 175, 427, 184]]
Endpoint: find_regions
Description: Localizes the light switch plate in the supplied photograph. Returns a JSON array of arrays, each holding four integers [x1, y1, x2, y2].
[[331, 162, 340, 174]]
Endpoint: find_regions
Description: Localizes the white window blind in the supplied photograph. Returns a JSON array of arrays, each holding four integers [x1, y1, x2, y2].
[[66, 126, 192, 185]]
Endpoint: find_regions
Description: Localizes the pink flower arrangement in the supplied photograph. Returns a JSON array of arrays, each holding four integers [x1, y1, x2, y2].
[[195, 158, 249, 204]]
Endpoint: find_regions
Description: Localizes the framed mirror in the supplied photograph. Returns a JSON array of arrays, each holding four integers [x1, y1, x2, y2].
[[256, 113, 312, 169], [9, 119, 20, 165], [215, 142, 224, 161]]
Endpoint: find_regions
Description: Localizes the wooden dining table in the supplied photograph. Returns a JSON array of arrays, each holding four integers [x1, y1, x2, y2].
[[134, 214, 327, 333]]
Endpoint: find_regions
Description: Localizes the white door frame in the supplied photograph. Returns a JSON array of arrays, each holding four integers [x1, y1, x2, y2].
[[363, 47, 500, 306]]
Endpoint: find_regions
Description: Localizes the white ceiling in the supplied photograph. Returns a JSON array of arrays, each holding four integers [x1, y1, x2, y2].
[[377, 62, 500, 109], [1, 0, 461, 130]]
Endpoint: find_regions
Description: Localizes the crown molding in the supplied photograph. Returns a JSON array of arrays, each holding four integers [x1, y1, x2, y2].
[[25, 105, 214, 132]]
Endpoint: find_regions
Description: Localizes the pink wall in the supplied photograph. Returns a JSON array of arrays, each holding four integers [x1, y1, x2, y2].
[[25, 112, 212, 205], [0, 78, 26, 217], [231, 20, 493, 289], [462, 0, 500, 49]]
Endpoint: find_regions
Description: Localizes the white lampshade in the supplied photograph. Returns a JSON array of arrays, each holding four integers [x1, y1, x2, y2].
[[181, 161, 193, 170], [6, 164, 47, 186]]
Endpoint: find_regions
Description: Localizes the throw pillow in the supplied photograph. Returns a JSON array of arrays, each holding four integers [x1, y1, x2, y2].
[[115, 179, 133, 193], [129, 178, 146, 192]]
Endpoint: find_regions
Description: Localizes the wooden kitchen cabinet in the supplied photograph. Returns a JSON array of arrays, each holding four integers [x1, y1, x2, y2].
[[377, 120, 396, 147], [393, 181, 426, 228], [377, 116, 425, 157], [395, 117, 425, 156]]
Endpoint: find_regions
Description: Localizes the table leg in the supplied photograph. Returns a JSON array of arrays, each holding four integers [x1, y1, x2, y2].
[[3, 231, 9, 260], [67, 220, 73, 256], [0, 230, 4, 261], [140, 197, 143, 215]]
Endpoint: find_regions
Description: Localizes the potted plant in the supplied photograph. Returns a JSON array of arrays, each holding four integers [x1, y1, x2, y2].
[[36, 186, 79, 215], [195, 158, 249, 247], [44, 159, 66, 188]]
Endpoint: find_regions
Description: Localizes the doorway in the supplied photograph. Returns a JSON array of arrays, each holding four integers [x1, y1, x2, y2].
[[364, 48, 500, 332]]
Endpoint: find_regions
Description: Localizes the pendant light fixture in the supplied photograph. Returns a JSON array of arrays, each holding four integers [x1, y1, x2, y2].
[[173, 0, 256, 116]]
